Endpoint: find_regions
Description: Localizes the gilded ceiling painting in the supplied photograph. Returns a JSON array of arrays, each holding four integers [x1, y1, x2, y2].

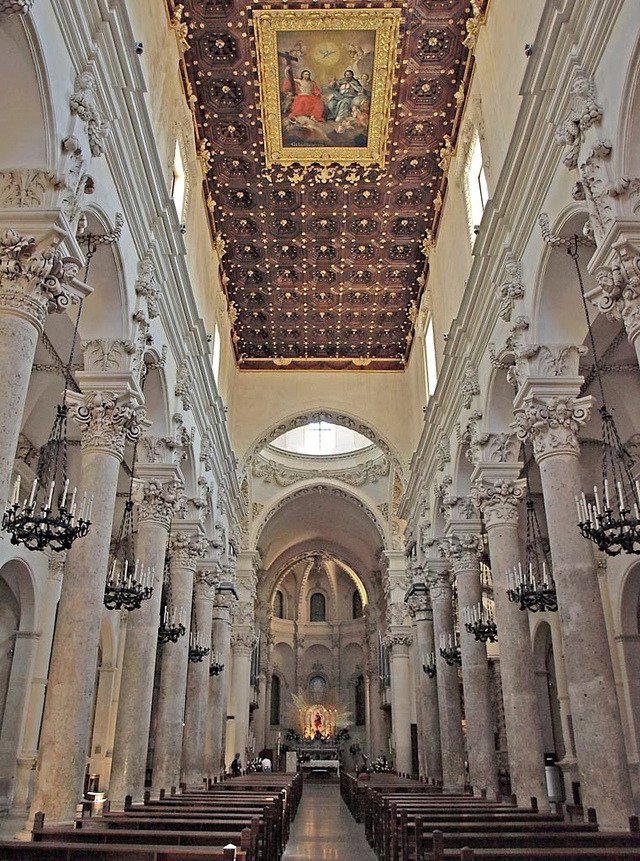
[[172, 0, 484, 370], [254, 9, 400, 166]]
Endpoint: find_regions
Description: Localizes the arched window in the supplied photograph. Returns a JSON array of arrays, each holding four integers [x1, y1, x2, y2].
[[310, 592, 326, 622], [270, 675, 280, 726], [355, 674, 366, 726], [274, 589, 284, 619], [309, 675, 327, 699], [352, 590, 363, 619]]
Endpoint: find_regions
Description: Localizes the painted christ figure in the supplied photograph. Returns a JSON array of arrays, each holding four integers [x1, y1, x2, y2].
[[283, 69, 325, 122]]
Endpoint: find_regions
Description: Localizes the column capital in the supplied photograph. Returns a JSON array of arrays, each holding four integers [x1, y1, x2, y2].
[[471, 475, 525, 529], [0, 220, 89, 331], [136, 476, 182, 530], [68, 388, 147, 460], [440, 534, 484, 574], [194, 569, 218, 600], [425, 560, 453, 600], [586, 219, 640, 347], [231, 630, 257, 651], [169, 531, 207, 570], [405, 581, 432, 621], [383, 631, 413, 650], [47, 551, 66, 582], [513, 392, 593, 462]]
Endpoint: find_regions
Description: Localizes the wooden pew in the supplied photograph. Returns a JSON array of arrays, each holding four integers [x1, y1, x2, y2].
[[0, 843, 246, 860]]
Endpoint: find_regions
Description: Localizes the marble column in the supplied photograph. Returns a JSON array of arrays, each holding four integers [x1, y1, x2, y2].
[[0, 220, 87, 511], [227, 632, 256, 768], [29, 375, 146, 825], [445, 533, 499, 797], [472, 460, 548, 808], [385, 632, 413, 775], [182, 569, 217, 786], [204, 582, 236, 779], [108, 470, 181, 807], [406, 582, 442, 781], [427, 560, 466, 792], [514, 362, 634, 828], [152, 527, 205, 794], [11, 553, 64, 817]]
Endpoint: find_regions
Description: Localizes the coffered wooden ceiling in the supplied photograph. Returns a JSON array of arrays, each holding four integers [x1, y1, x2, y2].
[[171, 0, 479, 370]]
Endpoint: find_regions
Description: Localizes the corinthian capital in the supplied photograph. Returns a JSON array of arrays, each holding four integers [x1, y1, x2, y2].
[[383, 631, 413, 649], [473, 479, 524, 528], [513, 395, 592, 461], [70, 390, 147, 459], [441, 534, 484, 572], [194, 569, 219, 600], [231, 630, 258, 651], [425, 564, 453, 600], [169, 532, 207, 570], [0, 1, 34, 18], [138, 478, 181, 529], [0, 228, 83, 330]]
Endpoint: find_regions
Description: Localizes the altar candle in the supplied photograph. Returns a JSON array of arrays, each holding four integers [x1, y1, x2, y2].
[[593, 485, 601, 517], [60, 478, 69, 509], [11, 474, 20, 505], [28, 477, 38, 507], [617, 480, 625, 511], [604, 479, 611, 510]]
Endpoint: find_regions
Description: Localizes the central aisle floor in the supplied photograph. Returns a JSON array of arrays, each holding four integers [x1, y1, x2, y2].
[[282, 783, 378, 861]]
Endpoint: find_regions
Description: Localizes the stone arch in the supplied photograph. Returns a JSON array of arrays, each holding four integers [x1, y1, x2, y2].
[[242, 408, 404, 477], [78, 205, 129, 341], [618, 30, 640, 177], [269, 550, 368, 610], [253, 480, 388, 551], [531, 207, 594, 346], [141, 354, 171, 438], [531, 618, 565, 760], [297, 556, 336, 623], [482, 365, 518, 435]]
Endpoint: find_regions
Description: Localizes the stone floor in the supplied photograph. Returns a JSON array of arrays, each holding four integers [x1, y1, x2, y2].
[[282, 783, 378, 861]]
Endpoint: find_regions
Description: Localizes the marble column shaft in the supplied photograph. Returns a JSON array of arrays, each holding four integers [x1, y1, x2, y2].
[[182, 573, 216, 786], [427, 565, 466, 791], [386, 635, 413, 775], [227, 634, 255, 768], [451, 541, 499, 797], [516, 391, 634, 828], [29, 390, 143, 825], [205, 595, 233, 778], [108, 477, 178, 806], [0, 225, 85, 511], [152, 532, 204, 793], [412, 605, 443, 781], [480, 479, 549, 808]]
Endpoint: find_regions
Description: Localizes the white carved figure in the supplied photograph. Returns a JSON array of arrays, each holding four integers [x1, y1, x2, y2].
[[496, 253, 525, 322], [555, 76, 602, 169], [70, 71, 110, 158]]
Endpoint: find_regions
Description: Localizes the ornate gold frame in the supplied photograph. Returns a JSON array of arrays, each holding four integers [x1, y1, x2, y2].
[[253, 7, 401, 168]]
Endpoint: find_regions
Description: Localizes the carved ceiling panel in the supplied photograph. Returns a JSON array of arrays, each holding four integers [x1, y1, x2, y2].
[[172, 0, 481, 369]]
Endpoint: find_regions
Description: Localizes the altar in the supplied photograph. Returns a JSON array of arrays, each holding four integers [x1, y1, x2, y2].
[[300, 758, 340, 776]]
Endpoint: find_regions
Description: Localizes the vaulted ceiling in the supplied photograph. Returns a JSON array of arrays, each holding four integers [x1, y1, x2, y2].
[[173, 0, 478, 370]]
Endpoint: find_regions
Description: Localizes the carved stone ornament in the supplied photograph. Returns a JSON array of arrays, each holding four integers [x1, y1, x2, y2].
[[461, 363, 480, 409], [200, 430, 215, 472], [213, 589, 237, 613], [0, 228, 80, 330], [69, 71, 110, 158], [473, 479, 524, 529], [169, 532, 207, 570], [138, 478, 181, 529], [81, 338, 135, 373], [426, 567, 453, 600], [513, 396, 592, 461], [439, 533, 483, 568], [592, 242, 640, 346], [251, 452, 389, 488], [194, 569, 219, 599], [407, 591, 431, 616], [71, 390, 146, 458], [386, 601, 412, 629], [434, 432, 451, 472], [231, 630, 258, 650], [555, 75, 603, 169], [0, 0, 33, 17], [383, 631, 413, 649], [135, 254, 161, 319], [175, 359, 193, 411], [470, 431, 520, 466], [496, 253, 525, 322]]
